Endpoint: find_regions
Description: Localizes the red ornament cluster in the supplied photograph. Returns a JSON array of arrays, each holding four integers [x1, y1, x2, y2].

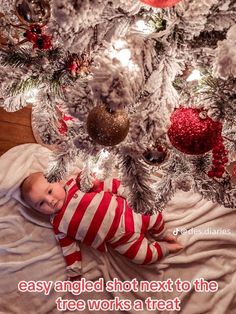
[[24, 24, 52, 50], [168, 108, 222, 155], [140, 0, 181, 8], [208, 139, 228, 178]]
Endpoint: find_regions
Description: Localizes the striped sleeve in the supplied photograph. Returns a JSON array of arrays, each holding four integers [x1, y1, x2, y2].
[[92, 177, 129, 198], [55, 232, 82, 278]]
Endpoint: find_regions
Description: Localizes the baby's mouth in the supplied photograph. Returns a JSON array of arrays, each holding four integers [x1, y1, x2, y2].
[[53, 201, 61, 212], [52, 201, 58, 210]]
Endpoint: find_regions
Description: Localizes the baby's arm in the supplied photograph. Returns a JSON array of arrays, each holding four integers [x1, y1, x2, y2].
[[54, 231, 82, 280], [91, 177, 129, 198]]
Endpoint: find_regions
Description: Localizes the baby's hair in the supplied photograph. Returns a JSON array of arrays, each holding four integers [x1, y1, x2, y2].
[[20, 177, 28, 203], [20, 172, 43, 203]]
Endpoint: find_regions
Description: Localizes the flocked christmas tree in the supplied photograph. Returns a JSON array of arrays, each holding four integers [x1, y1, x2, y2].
[[0, 0, 236, 213]]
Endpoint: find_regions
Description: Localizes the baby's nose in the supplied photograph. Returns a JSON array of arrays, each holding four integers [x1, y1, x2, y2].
[[46, 195, 55, 205]]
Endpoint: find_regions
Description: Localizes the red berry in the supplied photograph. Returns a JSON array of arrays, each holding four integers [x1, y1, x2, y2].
[[208, 171, 215, 178], [217, 165, 225, 171], [215, 171, 223, 178], [213, 159, 221, 165], [41, 35, 52, 49], [217, 143, 224, 149], [34, 34, 52, 50], [212, 148, 218, 153], [213, 152, 220, 158], [222, 157, 228, 164]]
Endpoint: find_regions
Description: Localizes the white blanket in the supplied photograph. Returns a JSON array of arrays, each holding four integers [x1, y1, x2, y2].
[[0, 144, 235, 314]]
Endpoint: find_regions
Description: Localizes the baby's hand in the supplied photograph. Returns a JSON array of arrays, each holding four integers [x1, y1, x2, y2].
[[163, 233, 183, 254]]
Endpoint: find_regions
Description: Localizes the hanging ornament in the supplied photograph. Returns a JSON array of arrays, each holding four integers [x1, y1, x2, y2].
[[140, 0, 181, 8], [23, 24, 52, 50], [143, 143, 168, 166], [15, 0, 51, 25], [87, 105, 129, 146], [167, 107, 222, 155]]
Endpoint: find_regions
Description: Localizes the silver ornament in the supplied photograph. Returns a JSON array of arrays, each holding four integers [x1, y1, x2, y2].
[[143, 143, 168, 166]]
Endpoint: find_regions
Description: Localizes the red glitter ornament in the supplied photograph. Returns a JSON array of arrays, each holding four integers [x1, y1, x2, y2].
[[140, 0, 181, 8], [167, 108, 223, 155]]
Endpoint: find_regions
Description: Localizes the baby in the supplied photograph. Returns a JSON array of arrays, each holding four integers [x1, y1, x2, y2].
[[21, 172, 183, 279]]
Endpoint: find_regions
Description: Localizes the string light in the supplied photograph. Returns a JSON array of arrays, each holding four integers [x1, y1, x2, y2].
[[110, 40, 132, 67], [92, 149, 110, 178], [186, 69, 201, 82], [99, 149, 109, 159], [25, 88, 39, 103], [113, 39, 126, 50], [134, 20, 153, 34]]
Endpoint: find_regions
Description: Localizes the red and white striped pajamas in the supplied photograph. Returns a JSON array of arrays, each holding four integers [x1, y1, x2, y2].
[[51, 176, 168, 278]]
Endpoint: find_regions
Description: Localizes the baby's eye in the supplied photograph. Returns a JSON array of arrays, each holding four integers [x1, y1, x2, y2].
[[48, 189, 52, 194], [39, 201, 44, 207]]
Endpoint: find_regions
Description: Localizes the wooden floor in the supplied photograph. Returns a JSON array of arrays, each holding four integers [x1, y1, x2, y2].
[[0, 106, 36, 156]]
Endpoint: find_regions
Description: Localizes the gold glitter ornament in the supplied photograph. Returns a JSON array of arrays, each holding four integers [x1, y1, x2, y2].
[[15, 0, 51, 25], [87, 105, 129, 146]]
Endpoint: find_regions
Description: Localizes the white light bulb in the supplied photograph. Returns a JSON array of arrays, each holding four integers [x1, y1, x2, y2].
[[113, 39, 126, 50], [110, 39, 131, 66], [116, 49, 131, 66], [93, 166, 103, 176], [134, 20, 153, 34], [100, 149, 109, 159], [25, 88, 39, 103], [186, 69, 201, 82]]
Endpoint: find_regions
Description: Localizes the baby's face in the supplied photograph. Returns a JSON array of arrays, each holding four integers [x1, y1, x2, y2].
[[25, 173, 66, 215]]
